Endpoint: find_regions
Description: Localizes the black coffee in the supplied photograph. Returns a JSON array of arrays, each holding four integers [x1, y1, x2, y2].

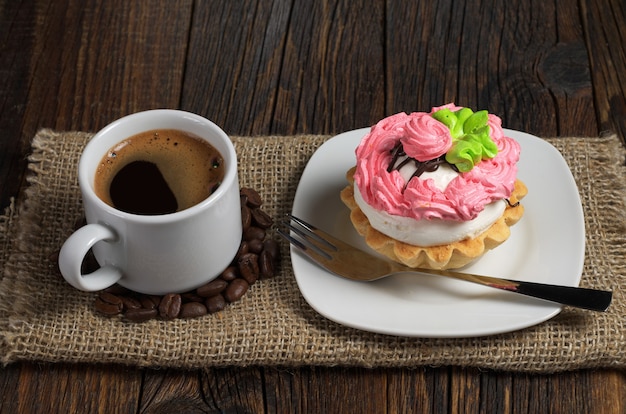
[[109, 160, 178, 214], [95, 129, 225, 215]]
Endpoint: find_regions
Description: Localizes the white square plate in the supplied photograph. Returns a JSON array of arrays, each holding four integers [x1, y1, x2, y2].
[[290, 128, 585, 337]]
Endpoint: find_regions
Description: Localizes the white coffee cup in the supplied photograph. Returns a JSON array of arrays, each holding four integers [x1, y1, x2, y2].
[[59, 110, 242, 295]]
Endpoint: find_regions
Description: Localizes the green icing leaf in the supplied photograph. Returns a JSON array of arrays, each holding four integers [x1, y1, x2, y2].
[[432, 108, 473, 139], [464, 110, 488, 135], [445, 140, 478, 172], [432, 107, 498, 172]]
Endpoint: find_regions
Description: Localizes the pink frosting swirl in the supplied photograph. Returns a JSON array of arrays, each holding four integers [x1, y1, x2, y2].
[[354, 104, 521, 221], [401, 113, 452, 161]]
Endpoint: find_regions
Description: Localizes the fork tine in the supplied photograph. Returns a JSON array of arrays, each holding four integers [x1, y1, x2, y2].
[[277, 216, 337, 263], [286, 214, 337, 249], [280, 214, 398, 281], [277, 225, 332, 261], [285, 214, 357, 251]]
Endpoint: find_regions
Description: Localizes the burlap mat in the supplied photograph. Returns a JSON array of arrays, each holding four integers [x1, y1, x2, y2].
[[0, 129, 625, 373]]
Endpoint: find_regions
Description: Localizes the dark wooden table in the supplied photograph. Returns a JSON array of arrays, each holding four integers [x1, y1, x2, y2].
[[1, 1, 625, 412]]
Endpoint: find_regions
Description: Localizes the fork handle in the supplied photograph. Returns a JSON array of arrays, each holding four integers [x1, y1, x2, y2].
[[415, 268, 612, 312]]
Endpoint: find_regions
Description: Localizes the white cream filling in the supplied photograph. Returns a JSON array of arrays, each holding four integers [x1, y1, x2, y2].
[[354, 164, 506, 246], [397, 159, 458, 191]]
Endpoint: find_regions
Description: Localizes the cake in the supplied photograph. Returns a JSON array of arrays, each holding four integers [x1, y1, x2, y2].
[[340, 103, 527, 269]]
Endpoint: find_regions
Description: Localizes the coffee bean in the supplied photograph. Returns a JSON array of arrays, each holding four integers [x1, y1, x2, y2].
[[241, 205, 252, 231], [240, 187, 262, 208], [197, 279, 228, 297], [140, 295, 161, 310], [104, 285, 132, 295], [243, 226, 265, 242], [236, 241, 249, 258], [94, 296, 123, 315], [206, 294, 227, 313], [262, 239, 280, 261], [251, 208, 273, 229], [181, 292, 205, 303], [98, 291, 123, 306], [247, 238, 264, 254], [179, 302, 208, 318], [219, 265, 239, 281], [158, 293, 182, 319], [259, 250, 275, 279], [224, 279, 249, 302], [238, 253, 259, 284], [125, 308, 158, 322], [121, 296, 142, 311]]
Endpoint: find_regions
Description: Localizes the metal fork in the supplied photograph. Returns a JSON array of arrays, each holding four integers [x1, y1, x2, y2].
[[278, 214, 612, 312]]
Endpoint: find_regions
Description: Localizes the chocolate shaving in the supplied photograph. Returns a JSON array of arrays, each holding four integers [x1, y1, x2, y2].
[[387, 142, 406, 173], [387, 142, 458, 189]]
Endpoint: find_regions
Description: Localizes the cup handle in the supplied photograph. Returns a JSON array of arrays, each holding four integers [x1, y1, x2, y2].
[[58, 223, 123, 291]]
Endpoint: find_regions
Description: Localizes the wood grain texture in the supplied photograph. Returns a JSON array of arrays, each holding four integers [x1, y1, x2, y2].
[[1, 0, 626, 412], [0, 0, 42, 209], [4, 363, 142, 413], [0, 0, 192, 208], [581, 0, 626, 144], [272, 0, 387, 134], [386, 0, 597, 138], [182, 0, 293, 136]]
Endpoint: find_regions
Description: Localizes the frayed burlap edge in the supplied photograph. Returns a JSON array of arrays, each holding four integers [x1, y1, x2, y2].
[[0, 198, 16, 358], [0, 129, 625, 373]]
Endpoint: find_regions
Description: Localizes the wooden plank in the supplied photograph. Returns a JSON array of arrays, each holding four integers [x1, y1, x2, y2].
[[22, 0, 193, 131], [262, 367, 389, 413], [181, 0, 293, 136], [139, 369, 222, 412], [183, 0, 386, 136], [12, 363, 141, 413], [0, 0, 46, 209], [450, 368, 483, 413], [0, 364, 20, 413], [0, 0, 193, 209], [387, 367, 450, 413], [272, 0, 386, 134], [588, 370, 626, 414], [200, 368, 267, 412], [385, 0, 597, 138], [3, 364, 621, 413], [581, 0, 626, 144]]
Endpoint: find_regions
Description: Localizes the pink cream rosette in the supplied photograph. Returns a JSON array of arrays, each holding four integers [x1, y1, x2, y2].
[[354, 105, 521, 221], [401, 112, 452, 161]]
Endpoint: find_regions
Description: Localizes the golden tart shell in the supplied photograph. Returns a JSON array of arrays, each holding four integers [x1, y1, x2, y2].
[[340, 167, 527, 270]]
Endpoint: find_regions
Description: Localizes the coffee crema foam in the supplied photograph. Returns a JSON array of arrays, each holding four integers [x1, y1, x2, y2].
[[95, 129, 225, 214]]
